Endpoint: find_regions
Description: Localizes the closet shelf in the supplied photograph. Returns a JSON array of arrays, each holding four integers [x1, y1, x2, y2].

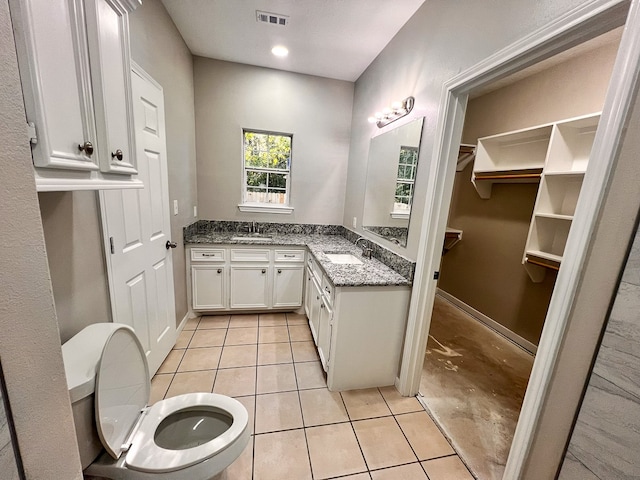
[[443, 227, 463, 254], [534, 212, 573, 221], [526, 250, 562, 265], [473, 168, 543, 181]]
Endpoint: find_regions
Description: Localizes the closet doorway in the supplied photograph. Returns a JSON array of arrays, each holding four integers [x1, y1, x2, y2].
[[399, 4, 640, 478]]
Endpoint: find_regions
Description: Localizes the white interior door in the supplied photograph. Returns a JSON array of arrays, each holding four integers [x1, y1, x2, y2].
[[99, 64, 176, 376]]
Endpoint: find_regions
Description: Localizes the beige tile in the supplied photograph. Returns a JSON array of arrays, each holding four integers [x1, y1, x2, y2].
[[183, 317, 200, 331], [299, 388, 349, 427], [341, 388, 392, 420], [219, 344, 257, 368], [295, 360, 327, 390], [174, 329, 194, 349], [291, 341, 319, 363], [306, 423, 367, 479], [421, 456, 474, 480], [255, 391, 303, 433], [257, 342, 293, 365], [396, 411, 455, 460], [224, 327, 258, 346], [228, 314, 259, 328], [149, 374, 172, 405], [190, 329, 227, 347], [378, 386, 424, 415], [254, 429, 312, 480], [177, 347, 222, 372], [156, 349, 185, 374], [286, 312, 308, 325], [256, 364, 297, 394], [353, 417, 417, 470], [165, 370, 215, 398], [213, 435, 253, 479], [197, 315, 230, 329], [235, 395, 256, 435], [258, 325, 290, 343], [259, 312, 287, 326], [213, 367, 256, 397], [370, 463, 428, 480], [289, 324, 313, 342], [336, 475, 371, 480]]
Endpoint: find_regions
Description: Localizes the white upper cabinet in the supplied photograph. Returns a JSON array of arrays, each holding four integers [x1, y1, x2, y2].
[[10, 0, 142, 191]]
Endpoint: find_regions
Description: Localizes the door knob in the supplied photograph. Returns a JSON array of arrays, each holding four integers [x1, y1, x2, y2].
[[166, 240, 177, 249]]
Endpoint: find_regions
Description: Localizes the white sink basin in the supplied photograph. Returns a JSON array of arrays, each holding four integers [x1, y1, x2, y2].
[[324, 253, 363, 265], [231, 236, 272, 242]]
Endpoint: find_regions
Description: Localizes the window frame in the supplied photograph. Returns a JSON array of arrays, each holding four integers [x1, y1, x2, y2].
[[392, 145, 419, 217], [239, 129, 294, 214]]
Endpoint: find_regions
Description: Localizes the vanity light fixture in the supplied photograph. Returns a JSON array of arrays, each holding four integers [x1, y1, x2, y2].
[[367, 96, 415, 128], [271, 45, 289, 57]]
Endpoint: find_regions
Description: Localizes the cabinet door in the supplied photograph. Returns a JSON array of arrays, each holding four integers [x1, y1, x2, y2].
[[318, 296, 333, 372], [304, 269, 313, 318], [192, 265, 226, 310], [230, 266, 269, 309], [85, 0, 137, 174], [11, 0, 98, 171], [273, 265, 304, 308], [309, 278, 322, 346]]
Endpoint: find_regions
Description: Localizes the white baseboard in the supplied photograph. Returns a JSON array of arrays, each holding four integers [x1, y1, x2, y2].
[[177, 311, 195, 335], [436, 288, 537, 355]]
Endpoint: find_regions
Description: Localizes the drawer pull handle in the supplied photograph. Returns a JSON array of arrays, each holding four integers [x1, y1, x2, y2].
[[217, 269, 222, 274], [202, 253, 216, 257], [111, 149, 124, 161], [284, 254, 295, 258]]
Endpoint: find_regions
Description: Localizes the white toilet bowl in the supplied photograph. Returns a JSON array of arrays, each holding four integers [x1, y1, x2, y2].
[[63, 324, 249, 480]]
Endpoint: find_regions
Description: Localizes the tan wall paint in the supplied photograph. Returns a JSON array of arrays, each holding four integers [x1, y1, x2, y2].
[[0, 0, 82, 476], [129, 0, 198, 324], [437, 42, 619, 345], [193, 58, 354, 225]]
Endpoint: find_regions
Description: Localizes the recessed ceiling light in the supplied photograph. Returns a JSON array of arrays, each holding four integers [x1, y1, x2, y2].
[[271, 45, 289, 57]]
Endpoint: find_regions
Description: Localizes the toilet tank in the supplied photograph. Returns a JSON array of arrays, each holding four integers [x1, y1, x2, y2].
[[62, 323, 130, 469]]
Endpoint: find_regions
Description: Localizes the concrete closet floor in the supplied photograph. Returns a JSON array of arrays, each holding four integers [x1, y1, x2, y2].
[[420, 295, 535, 480], [150, 312, 474, 480]]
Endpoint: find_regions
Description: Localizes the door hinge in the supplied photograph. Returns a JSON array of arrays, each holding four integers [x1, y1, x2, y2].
[[109, 236, 115, 254], [433, 271, 440, 280], [26, 122, 37, 145]]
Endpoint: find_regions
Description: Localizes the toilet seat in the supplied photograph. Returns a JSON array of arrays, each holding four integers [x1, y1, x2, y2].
[[94, 326, 248, 474], [125, 393, 248, 473]]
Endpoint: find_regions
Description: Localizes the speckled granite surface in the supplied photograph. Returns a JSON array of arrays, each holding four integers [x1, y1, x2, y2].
[[184, 221, 414, 287]]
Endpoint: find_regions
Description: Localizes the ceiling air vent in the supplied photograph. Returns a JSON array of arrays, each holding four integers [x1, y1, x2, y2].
[[256, 10, 289, 26]]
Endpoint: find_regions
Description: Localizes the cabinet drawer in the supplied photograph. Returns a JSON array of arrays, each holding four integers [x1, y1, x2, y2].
[[230, 249, 270, 262], [275, 250, 305, 263], [191, 248, 226, 262], [322, 275, 334, 305]]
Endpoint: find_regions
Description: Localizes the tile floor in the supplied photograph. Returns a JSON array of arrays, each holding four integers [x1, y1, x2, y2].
[[151, 312, 475, 480]]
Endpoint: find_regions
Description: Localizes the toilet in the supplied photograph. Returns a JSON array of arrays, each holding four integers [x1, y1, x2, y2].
[[62, 323, 249, 479]]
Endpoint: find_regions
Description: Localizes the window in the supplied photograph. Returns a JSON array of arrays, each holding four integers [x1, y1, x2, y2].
[[242, 130, 292, 207], [394, 145, 418, 212]]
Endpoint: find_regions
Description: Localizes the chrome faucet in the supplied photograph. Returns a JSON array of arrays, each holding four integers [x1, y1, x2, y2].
[[355, 237, 373, 259]]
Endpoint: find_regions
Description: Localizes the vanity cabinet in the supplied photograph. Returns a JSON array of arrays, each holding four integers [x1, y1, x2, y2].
[[10, 0, 141, 191], [188, 246, 305, 312]]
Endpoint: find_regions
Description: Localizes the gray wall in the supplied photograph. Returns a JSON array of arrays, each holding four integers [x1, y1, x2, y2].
[[342, 0, 601, 261], [559, 224, 640, 478], [193, 57, 354, 225], [0, 0, 83, 476], [438, 41, 618, 346]]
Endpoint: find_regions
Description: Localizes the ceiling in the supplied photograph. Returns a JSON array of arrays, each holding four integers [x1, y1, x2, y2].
[[160, 0, 426, 82]]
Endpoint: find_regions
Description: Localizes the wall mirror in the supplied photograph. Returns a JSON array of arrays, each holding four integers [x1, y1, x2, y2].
[[363, 117, 424, 247]]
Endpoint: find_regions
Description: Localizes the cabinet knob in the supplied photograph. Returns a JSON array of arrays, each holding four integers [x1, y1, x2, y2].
[[217, 269, 222, 274], [316, 296, 320, 300], [78, 141, 94, 156], [277, 269, 282, 274], [111, 149, 124, 161], [321, 304, 325, 309], [262, 269, 266, 274]]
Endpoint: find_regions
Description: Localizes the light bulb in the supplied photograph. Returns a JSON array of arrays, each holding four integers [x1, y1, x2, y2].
[[374, 112, 383, 120], [391, 101, 402, 111], [271, 45, 289, 57], [367, 116, 377, 123]]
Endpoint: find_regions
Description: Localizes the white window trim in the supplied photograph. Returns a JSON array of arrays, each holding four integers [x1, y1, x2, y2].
[[390, 211, 410, 220], [237, 203, 294, 214]]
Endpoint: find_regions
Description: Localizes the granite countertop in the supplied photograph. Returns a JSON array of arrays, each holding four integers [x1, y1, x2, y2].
[[185, 232, 411, 287]]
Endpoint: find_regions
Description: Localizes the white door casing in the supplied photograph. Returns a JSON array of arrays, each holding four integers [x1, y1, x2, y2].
[[100, 63, 176, 376]]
